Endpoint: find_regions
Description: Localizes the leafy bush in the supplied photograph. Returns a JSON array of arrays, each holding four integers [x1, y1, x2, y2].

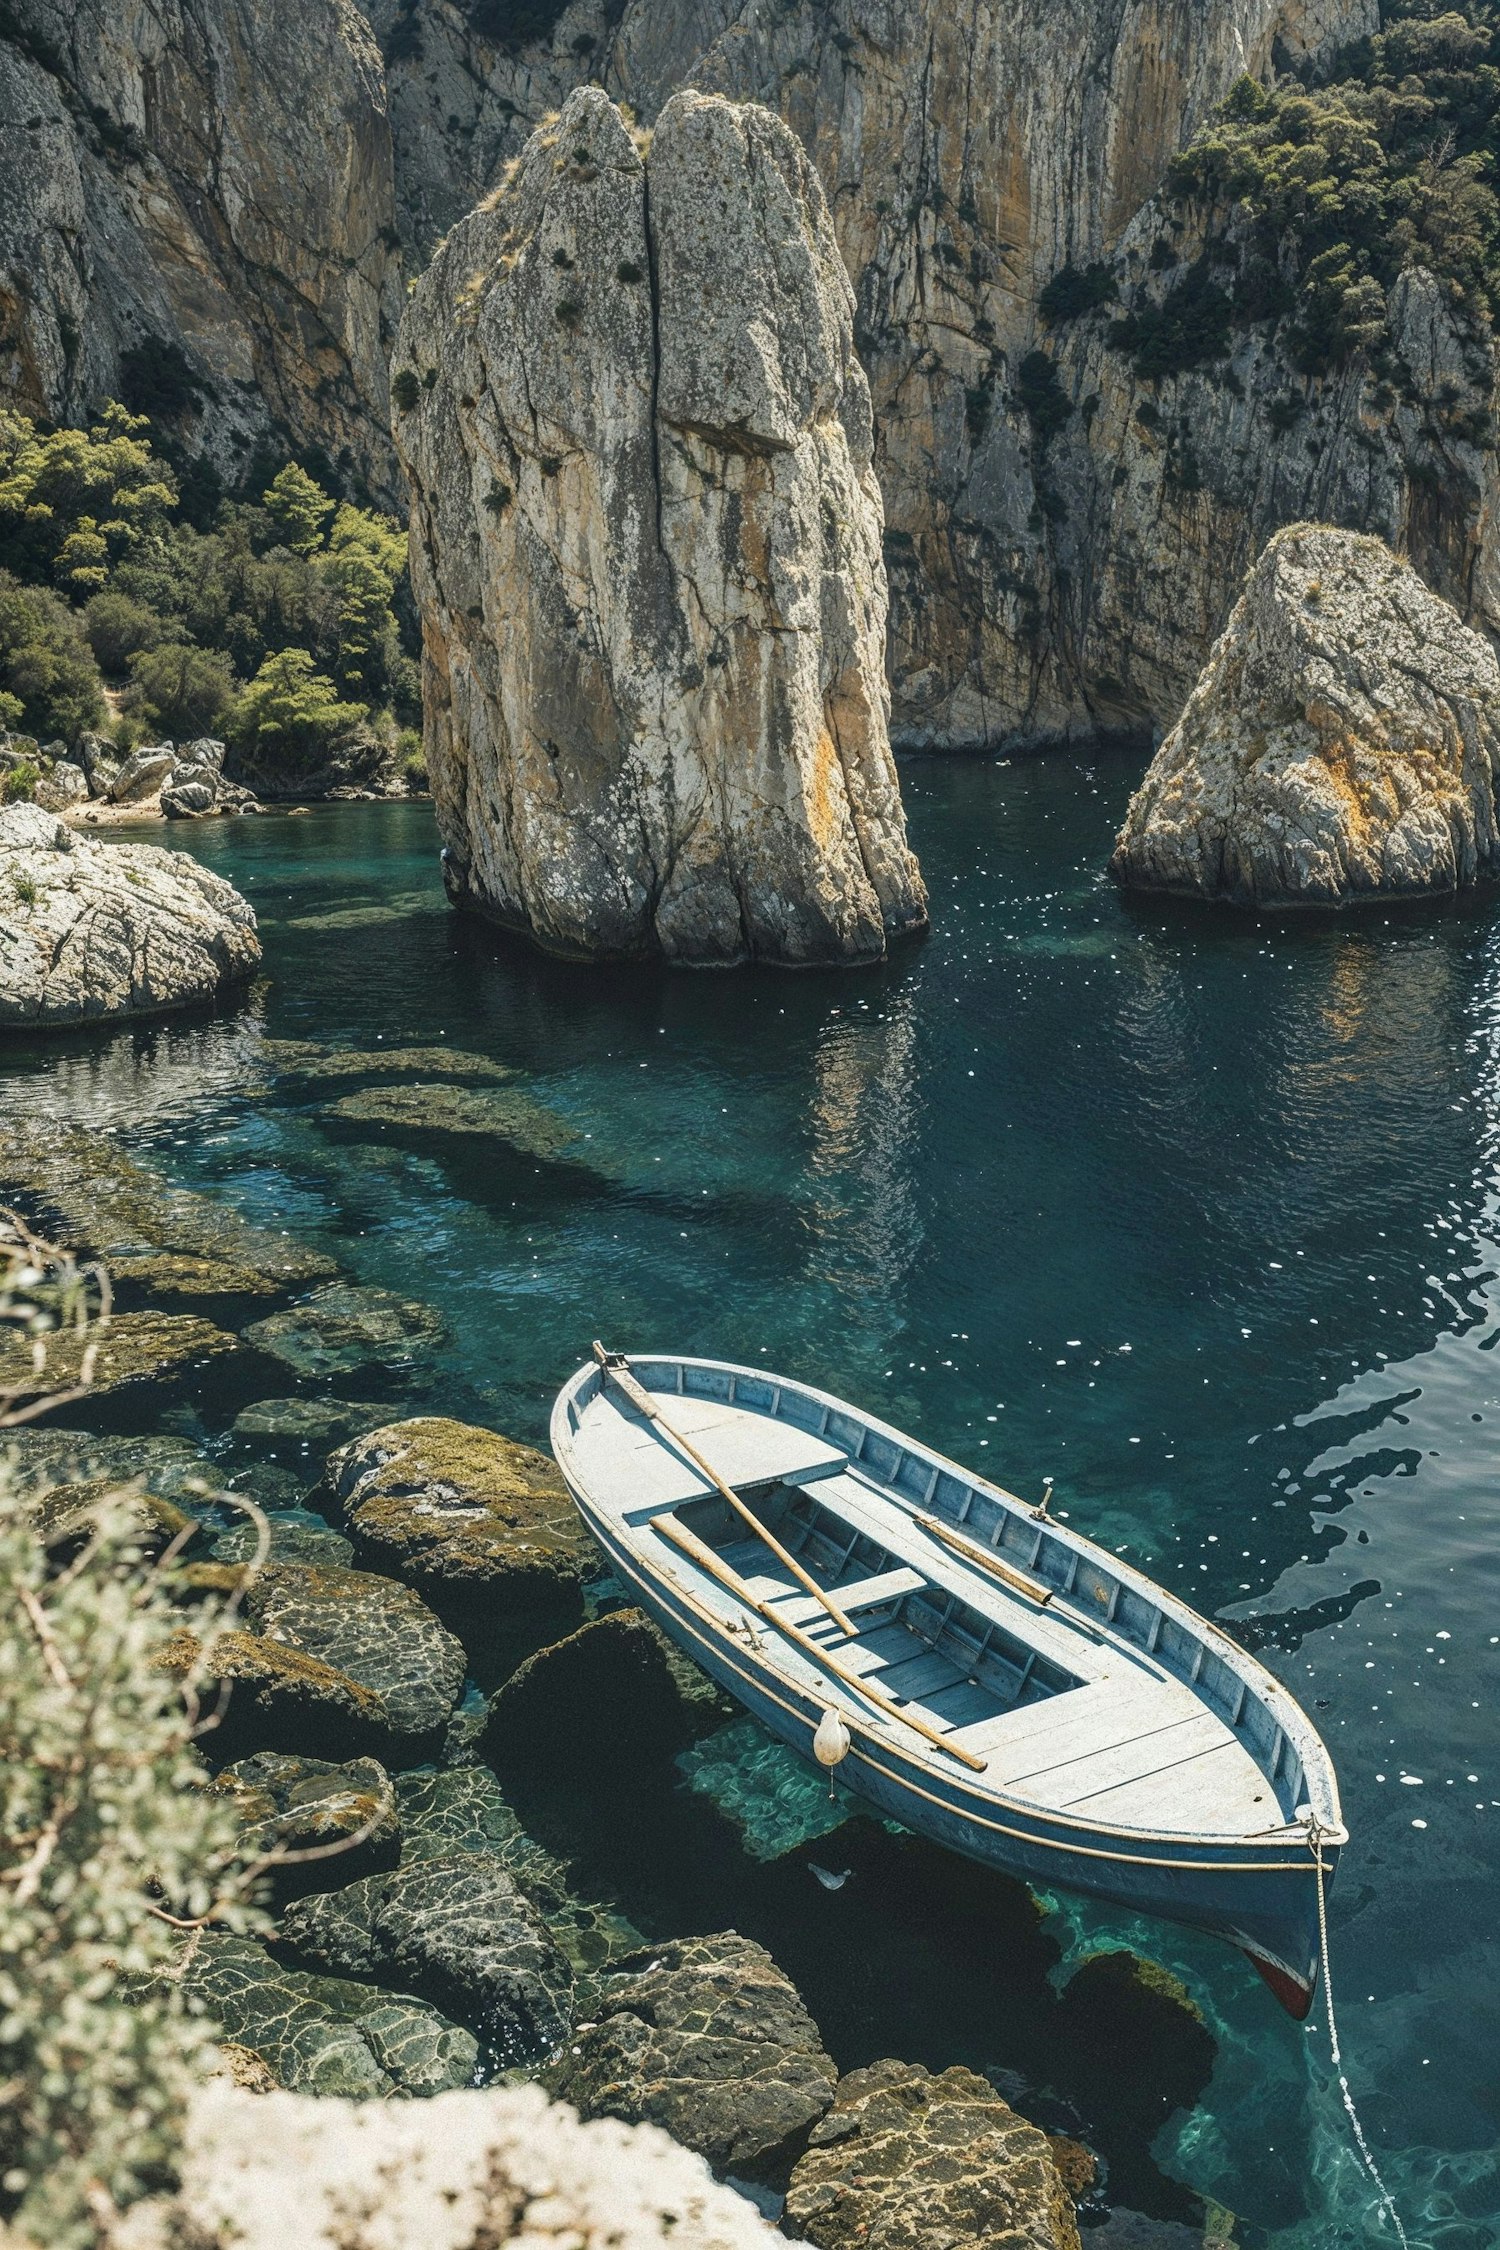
[[2, 760, 39, 803], [82, 587, 175, 673], [229, 646, 367, 769], [0, 1218, 266, 2246], [1038, 260, 1117, 325], [1109, 262, 1234, 379], [1014, 350, 1073, 449], [0, 574, 104, 744], [0, 403, 177, 591], [125, 640, 236, 740], [1157, 0, 1500, 371]]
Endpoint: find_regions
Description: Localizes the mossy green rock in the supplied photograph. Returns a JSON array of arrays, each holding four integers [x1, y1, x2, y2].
[[324, 1418, 591, 1657], [784, 2059, 1082, 2250], [211, 1510, 355, 1568], [324, 1083, 575, 1160], [545, 1932, 838, 2181], [216, 1751, 401, 1896], [262, 1040, 514, 1083], [276, 1849, 573, 2065], [244, 1284, 445, 1376], [29, 1473, 200, 1558], [232, 1396, 396, 1444], [109, 1249, 284, 1298], [181, 1932, 478, 2096], [0, 1120, 335, 1287], [484, 1609, 712, 1781], [0, 1308, 236, 1400]]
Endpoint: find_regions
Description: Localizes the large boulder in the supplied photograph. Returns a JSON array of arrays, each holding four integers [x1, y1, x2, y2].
[[33, 758, 87, 811], [0, 1305, 236, 1402], [784, 2059, 1082, 2250], [160, 1560, 467, 1764], [392, 86, 926, 967], [546, 1932, 838, 2181], [323, 1417, 591, 1659], [1111, 526, 1500, 906], [179, 1933, 478, 2098], [111, 2079, 780, 2250], [0, 803, 260, 1026], [109, 743, 177, 803], [215, 1752, 402, 1898], [276, 1849, 573, 2062], [243, 1282, 445, 1376]]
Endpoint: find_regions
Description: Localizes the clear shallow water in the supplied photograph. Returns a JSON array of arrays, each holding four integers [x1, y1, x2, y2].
[[6, 761, 1500, 2243]]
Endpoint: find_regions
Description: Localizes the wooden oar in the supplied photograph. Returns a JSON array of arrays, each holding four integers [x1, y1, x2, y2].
[[911, 1508, 1052, 1607], [654, 1512, 988, 1774], [593, 1342, 855, 1637]]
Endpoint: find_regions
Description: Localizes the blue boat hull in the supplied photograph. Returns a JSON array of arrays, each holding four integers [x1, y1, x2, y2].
[[583, 1509, 1336, 2016]]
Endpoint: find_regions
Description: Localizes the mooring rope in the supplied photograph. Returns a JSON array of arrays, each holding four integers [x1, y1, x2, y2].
[[1310, 1821, 1410, 2250]]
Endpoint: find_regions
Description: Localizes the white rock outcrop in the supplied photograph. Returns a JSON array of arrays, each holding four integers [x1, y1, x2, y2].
[[393, 86, 926, 966], [0, 805, 260, 1026], [1111, 525, 1500, 905], [112, 2080, 777, 2250]]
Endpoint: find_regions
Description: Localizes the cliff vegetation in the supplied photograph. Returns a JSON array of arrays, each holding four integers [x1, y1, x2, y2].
[[0, 409, 422, 787]]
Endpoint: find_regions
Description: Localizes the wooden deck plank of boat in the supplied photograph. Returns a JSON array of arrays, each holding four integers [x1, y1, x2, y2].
[[1060, 1740, 1284, 1834], [573, 1389, 848, 1514]]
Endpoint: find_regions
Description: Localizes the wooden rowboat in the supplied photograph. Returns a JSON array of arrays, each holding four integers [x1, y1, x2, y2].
[[550, 1349, 1346, 2017]]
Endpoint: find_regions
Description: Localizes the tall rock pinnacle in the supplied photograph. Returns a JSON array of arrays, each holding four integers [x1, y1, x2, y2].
[[393, 85, 926, 967]]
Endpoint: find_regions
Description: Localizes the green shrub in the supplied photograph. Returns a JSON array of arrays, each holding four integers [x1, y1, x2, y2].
[[262, 461, 336, 556], [0, 1221, 267, 2245], [82, 587, 175, 674], [0, 574, 104, 744], [230, 646, 366, 769], [0, 402, 177, 591], [1038, 260, 1117, 324], [3, 763, 39, 805], [1109, 262, 1233, 380], [1014, 350, 1073, 449], [124, 640, 236, 740], [391, 367, 421, 413]]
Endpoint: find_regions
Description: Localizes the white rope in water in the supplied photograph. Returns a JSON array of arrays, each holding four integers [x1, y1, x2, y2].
[[1311, 1823, 1410, 2250]]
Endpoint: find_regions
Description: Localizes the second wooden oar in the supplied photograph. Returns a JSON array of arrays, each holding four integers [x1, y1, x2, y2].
[[593, 1342, 856, 1637], [912, 1508, 1052, 1606], [654, 1512, 988, 1774]]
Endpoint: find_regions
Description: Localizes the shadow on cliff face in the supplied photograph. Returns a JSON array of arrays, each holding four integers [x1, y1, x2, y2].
[[484, 1610, 1222, 2225]]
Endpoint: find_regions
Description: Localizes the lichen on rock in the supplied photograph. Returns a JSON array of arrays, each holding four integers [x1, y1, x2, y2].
[[244, 1283, 446, 1376], [1111, 524, 1500, 905], [393, 85, 925, 966]]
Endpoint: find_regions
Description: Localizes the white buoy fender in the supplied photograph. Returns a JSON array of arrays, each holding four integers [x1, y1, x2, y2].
[[813, 1707, 851, 1770]]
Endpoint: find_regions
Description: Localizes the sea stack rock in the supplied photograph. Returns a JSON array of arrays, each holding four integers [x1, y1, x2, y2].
[[1111, 525, 1500, 906], [393, 86, 926, 966]]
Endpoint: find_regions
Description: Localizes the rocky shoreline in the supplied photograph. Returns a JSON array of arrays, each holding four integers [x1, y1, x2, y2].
[[0, 1079, 1225, 2247]]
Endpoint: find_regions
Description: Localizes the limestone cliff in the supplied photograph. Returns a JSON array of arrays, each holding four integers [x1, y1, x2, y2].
[[393, 86, 926, 966], [1111, 523, 1500, 904], [0, 0, 401, 492], [360, 0, 1383, 744]]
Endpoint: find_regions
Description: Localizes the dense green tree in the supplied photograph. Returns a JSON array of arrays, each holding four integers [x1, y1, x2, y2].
[[0, 405, 177, 591], [230, 647, 366, 769], [124, 641, 236, 741], [263, 461, 336, 556], [82, 589, 176, 674], [0, 575, 104, 744]]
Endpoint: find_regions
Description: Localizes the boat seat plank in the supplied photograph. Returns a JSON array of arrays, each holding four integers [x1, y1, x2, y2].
[[917, 1678, 1000, 1727], [770, 1567, 926, 1628], [801, 1472, 1116, 1685], [963, 1683, 1210, 1784]]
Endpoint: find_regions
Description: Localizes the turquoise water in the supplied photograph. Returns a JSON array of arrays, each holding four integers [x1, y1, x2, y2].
[[7, 757, 1500, 2242]]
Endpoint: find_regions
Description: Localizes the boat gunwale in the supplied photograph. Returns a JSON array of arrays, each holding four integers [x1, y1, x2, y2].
[[550, 1352, 1347, 1852]]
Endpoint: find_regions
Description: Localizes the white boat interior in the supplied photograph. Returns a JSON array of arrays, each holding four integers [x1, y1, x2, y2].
[[560, 1359, 1336, 1842]]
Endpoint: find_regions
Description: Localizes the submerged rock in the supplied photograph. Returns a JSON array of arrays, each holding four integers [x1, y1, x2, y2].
[[233, 1396, 397, 1445], [784, 2059, 1082, 2250], [180, 1933, 478, 2098], [0, 803, 261, 1025], [484, 1609, 711, 1777], [324, 1417, 591, 1654], [216, 1752, 401, 1897], [211, 1511, 356, 1569], [1054, 1951, 1216, 2142], [276, 1849, 573, 2063], [244, 1283, 446, 1376], [261, 1040, 513, 1084], [162, 1560, 466, 1763], [547, 1931, 838, 2180], [0, 1308, 236, 1402], [322, 1083, 576, 1160], [0, 1119, 335, 1287], [1112, 526, 1500, 906], [393, 86, 925, 967]]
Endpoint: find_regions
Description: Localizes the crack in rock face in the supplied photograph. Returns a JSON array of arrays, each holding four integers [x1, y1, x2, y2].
[[393, 85, 927, 966], [1111, 522, 1500, 906]]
